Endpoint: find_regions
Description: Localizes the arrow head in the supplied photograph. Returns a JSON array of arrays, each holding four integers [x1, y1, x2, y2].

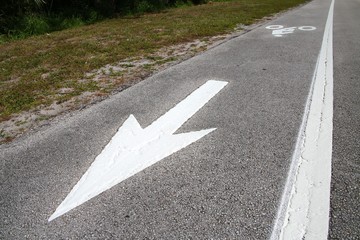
[[49, 125, 216, 221]]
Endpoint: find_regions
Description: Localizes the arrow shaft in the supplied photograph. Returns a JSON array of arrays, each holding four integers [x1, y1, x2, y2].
[[148, 80, 228, 134]]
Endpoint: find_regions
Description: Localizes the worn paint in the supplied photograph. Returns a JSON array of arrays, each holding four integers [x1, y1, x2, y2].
[[266, 25, 316, 37], [271, 0, 334, 239]]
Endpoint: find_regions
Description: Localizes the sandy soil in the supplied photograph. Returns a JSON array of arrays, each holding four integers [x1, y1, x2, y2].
[[0, 16, 277, 144]]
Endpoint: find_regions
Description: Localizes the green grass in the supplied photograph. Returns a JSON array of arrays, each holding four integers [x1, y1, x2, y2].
[[0, 0, 309, 122]]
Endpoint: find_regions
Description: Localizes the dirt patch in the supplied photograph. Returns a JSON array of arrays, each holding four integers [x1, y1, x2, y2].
[[0, 16, 280, 144]]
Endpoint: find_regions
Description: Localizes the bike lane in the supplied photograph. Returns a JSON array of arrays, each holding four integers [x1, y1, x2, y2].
[[0, 0, 333, 239]]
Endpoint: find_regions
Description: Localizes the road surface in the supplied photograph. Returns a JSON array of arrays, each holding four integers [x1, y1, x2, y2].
[[1, 0, 359, 239]]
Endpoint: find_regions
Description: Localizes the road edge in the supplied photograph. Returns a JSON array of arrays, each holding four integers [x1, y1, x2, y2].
[[270, 0, 334, 239]]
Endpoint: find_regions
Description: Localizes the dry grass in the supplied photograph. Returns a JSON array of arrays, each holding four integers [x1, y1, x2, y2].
[[0, 0, 308, 126]]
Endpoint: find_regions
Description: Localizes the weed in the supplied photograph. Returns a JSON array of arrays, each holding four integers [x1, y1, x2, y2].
[[22, 14, 50, 35], [143, 64, 154, 70], [156, 57, 177, 65], [0, 130, 5, 138], [15, 120, 27, 126], [146, 55, 163, 61], [60, 17, 85, 29], [35, 115, 51, 121], [120, 64, 135, 68], [0, 129, 13, 143]]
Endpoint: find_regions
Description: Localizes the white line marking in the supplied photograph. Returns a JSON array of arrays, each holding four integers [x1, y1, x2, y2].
[[266, 25, 284, 30], [273, 27, 297, 37], [298, 26, 317, 31], [266, 25, 316, 37], [270, 0, 334, 239], [49, 80, 228, 221]]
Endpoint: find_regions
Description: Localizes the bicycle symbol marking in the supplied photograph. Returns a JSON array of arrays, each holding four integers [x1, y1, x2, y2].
[[266, 25, 316, 37]]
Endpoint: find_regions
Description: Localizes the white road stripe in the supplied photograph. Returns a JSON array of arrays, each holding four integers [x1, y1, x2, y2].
[[270, 0, 334, 239]]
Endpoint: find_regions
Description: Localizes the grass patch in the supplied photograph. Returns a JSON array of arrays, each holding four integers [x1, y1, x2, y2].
[[0, 0, 309, 122]]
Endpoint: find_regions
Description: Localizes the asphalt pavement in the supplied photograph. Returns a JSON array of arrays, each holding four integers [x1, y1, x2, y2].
[[1, 0, 358, 239], [329, 0, 360, 238]]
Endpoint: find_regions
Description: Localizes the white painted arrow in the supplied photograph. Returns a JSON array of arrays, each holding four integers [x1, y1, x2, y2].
[[49, 80, 228, 221], [272, 27, 296, 37]]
